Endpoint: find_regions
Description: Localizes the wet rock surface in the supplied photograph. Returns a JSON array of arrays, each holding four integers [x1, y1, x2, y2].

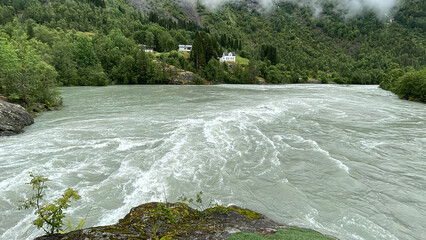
[[0, 100, 34, 136]]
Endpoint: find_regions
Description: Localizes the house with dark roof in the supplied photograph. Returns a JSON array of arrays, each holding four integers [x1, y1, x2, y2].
[[220, 52, 236, 63]]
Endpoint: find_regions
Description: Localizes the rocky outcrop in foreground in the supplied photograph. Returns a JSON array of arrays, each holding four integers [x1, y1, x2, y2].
[[0, 100, 34, 136], [35, 202, 335, 240]]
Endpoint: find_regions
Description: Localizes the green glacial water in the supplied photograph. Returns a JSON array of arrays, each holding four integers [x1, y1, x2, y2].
[[1, 85, 425, 239]]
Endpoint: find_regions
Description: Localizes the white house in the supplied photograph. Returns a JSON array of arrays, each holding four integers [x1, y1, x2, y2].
[[220, 52, 236, 63], [142, 45, 154, 53], [178, 45, 192, 52]]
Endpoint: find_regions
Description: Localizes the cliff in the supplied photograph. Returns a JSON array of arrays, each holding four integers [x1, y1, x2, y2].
[[35, 202, 335, 240], [0, 100, 34, 136]]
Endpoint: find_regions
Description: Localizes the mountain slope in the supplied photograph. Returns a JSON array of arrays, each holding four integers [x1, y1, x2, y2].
[[0, 0, 425, 107], [144, 0, 425, 83]]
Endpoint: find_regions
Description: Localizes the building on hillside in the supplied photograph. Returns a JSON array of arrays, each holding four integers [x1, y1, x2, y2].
[[220, 52, 236, 63], [142, 45, 154, 53], [178, 45, 192, 52]]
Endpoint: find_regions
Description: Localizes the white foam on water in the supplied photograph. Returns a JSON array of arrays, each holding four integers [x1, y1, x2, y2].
[[97, 117, 209, 225], [314, 144, 350, 174], [290, 135, 350, 173], [2, 85, 425, 240], [95, 162, 157, 225], [305, 208, 323, 228], [302, 210, 399, 240], [340, 215, 399, 240], [203, 116, 234, 150], [1, 208, 44, 240], [359, 140, 384, 150], [251, 128, 280, 166], [115, 138, 146, 152], [200, 102, 285, 171]]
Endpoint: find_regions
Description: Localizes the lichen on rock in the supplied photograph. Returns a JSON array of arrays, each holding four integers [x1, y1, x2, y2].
[[34, 202, 335, 240]]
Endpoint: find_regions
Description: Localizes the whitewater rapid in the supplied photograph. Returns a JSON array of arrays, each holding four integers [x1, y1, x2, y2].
[[0, 85, 425, 240]]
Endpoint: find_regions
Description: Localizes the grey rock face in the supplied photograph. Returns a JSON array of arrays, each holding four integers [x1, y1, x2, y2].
[[0, 100, 34, 136]]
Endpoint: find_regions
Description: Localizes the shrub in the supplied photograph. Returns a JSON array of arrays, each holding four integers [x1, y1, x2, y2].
[[19, 173, 81, 234]]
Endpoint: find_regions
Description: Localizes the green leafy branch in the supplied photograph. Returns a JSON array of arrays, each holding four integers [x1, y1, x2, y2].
[[18, 173, 82, 235]]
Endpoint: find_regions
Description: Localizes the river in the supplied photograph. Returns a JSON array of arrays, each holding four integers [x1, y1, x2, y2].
[[0, 85, 425, 240]]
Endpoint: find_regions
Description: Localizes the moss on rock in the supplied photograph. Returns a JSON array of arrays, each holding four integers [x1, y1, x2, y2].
[[35, 202, 335, 240], [228, 227, 336, 240]]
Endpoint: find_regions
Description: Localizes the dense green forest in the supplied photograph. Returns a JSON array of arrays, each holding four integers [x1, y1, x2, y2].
[[380, 67, 426, 102], [0, 0, 425, 110]]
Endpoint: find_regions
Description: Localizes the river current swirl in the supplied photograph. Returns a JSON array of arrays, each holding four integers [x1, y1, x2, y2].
[[0, 85, 425, 240]]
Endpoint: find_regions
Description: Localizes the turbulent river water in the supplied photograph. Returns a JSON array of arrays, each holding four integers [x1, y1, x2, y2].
[[0, 85, 425, 240]]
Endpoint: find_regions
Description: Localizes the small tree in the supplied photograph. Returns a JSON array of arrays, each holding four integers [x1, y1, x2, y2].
[[19, 173, 81, 234]]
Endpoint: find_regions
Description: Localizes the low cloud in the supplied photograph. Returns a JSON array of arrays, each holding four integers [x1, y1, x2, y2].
[[335, 0, 401, 18], [190, 0, 402, 18]]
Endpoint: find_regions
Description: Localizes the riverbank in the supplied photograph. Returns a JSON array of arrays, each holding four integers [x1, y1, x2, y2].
[[35, 202, 335, 240]]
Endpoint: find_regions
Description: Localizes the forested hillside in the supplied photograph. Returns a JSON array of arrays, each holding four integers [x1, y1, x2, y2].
[[0, 0, 425, 110]]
